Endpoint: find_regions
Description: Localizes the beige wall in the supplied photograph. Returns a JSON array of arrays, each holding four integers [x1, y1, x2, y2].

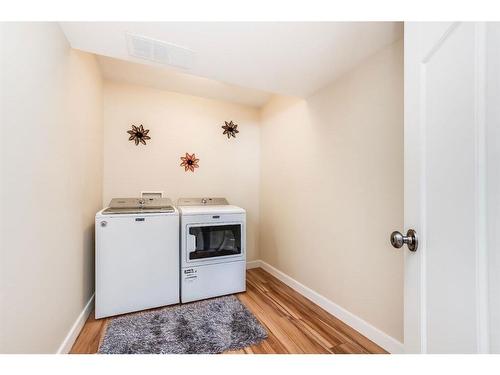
[[0, 23, 103, 353], [259, 41, 404, 341], [102, 81, 261, 260]]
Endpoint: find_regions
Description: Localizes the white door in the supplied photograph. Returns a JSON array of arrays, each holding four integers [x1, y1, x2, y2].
[[403, 22, 495, 353]]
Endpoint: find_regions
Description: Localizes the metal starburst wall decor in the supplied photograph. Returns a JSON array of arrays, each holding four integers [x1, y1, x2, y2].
[[221, 121, 239, 139], [180, 152, 200, 172], [127, 124, 151, 146]]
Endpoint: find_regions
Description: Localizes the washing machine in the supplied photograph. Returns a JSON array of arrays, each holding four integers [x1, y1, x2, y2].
[[177, 198, 246, 303], [95, 197, 179, 318]]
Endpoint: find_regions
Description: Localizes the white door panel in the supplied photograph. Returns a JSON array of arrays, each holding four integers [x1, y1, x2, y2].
[[404, 22, 493, 353], [424, 23, 477, 353]]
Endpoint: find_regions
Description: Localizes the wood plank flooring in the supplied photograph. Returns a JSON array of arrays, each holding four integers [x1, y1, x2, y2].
[[70, 268, 387, 354]]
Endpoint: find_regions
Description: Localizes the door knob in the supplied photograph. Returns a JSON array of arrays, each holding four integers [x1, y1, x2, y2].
[[390, 229, 418, 252]]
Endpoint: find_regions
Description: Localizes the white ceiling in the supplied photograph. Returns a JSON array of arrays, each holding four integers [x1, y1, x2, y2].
[[60, 22, 402, 102], [97, 55, 272, 108]]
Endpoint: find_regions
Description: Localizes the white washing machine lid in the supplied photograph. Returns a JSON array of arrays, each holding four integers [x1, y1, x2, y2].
[[101, 197, 175, 215]]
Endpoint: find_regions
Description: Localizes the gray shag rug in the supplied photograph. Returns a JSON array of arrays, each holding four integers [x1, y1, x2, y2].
[[98, 295, 267, 354]]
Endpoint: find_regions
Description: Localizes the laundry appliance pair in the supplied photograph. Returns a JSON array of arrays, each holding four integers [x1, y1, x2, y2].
[[95, 197, 246, 319]]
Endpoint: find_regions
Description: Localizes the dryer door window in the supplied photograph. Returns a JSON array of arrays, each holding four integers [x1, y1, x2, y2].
[[188, 224, 241, 260]]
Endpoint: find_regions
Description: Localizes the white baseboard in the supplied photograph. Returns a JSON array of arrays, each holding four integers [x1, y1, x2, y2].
[[247, 259, 404, 354], [57, 294, 94, 354]]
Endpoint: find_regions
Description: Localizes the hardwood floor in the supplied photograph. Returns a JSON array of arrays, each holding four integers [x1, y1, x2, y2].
[[70, 268, 387, 354]]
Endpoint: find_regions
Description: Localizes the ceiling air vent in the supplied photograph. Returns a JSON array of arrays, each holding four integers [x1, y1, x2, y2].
[[126, 33, 194, 70]]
